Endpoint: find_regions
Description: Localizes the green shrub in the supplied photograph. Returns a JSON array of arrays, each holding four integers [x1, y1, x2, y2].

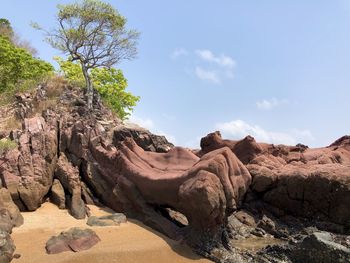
[[0, 35, 53, 95], [55, 57, 139, 120], [0, 138, 17, 155]]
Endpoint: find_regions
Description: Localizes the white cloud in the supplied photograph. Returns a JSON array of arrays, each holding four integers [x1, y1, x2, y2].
[[171, 48, 188, 59], [171, 48, 236, 84], [128, 115, 154, 130], [182, 136, 203, 149], [194, 49, 236, 84], [195, 49, 236, 68], [256, 98, 289, 110], [216, 119, 314, 145], [195, 66, 221, 84], [127, 115, 176, 144], [156, 131, 177, 144]]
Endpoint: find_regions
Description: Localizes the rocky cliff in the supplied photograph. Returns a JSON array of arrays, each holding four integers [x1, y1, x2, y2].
[[0, 85, 349, 263]]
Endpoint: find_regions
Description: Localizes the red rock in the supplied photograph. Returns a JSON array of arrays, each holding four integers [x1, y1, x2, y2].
[[0, 116, 58, 211], [198, 132, 350, 227], [55, 154, 86, 219]]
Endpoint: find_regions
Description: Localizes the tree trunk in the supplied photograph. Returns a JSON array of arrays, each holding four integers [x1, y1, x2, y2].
[[81, 63, 93, 110]]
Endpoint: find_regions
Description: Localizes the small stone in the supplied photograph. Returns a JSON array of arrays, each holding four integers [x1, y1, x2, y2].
[[87, 213, 127, 227], [46, 228, 100, 254]]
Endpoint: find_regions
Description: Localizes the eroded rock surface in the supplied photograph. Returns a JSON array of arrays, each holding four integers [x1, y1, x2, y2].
[[260, 231, 350, 263], [0, 115, 58, 211], [199, 131, 350, 230], [0, 85, 349, 263]]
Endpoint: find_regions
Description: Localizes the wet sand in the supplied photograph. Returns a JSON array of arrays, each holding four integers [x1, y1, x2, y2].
[[11, 202, 211, 263]]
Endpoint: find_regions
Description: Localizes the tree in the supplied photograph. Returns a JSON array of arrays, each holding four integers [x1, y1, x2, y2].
[[55, 57, 139, 120], [34, 0, 139, 109]]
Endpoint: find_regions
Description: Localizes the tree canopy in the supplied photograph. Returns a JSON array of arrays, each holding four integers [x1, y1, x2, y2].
[[34, 0, 139, 109]]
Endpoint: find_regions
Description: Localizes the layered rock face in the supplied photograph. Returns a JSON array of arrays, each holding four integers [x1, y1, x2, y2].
[[0, 115, 58, 212], [0, 85, 349, 262], [199, 131, 350, 229], [60, 119, 251, 244]]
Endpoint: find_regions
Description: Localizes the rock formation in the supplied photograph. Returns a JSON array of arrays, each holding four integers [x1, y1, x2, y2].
[[200, 131, 350, 229], [113, 124, 174, 153], [0, 85, 349, 262], [0, 188, 22, 263]]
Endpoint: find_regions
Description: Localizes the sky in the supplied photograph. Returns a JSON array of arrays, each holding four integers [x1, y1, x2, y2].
[[1, 0, 350, 148]]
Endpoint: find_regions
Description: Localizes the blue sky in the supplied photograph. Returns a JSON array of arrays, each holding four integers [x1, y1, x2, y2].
[[1, 0, 350, 148]]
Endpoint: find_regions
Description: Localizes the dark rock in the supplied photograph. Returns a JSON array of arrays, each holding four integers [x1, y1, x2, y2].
[[45, 228, 100, 254], [250, 228, 266, 238], [80, 181, 97, 205], [113, 124, 174, 153], [260, 231, 350, 263], [73, 98, 86, 107], [329, 135, 350, 148]]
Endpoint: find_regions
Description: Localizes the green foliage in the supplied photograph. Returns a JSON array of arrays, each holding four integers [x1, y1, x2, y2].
[[0, 138, 17, 155], [54, 57, 85, 87], [0, 35, 53, 94], [55, 58, 139, 120], [92, 67, 140, 120]]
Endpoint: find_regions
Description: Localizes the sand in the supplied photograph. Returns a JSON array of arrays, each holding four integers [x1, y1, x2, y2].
[[11, 202, 211, 263]]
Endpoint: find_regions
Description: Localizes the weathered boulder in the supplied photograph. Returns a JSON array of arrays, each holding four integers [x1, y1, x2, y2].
[[0, 188, 23, 228], [50, 179, 66, 209], [55, 154, 86, 219], [45, 228, 100, 254]]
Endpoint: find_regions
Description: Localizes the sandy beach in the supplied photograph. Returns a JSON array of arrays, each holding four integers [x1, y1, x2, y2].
[[11, 202, 211, 263]]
